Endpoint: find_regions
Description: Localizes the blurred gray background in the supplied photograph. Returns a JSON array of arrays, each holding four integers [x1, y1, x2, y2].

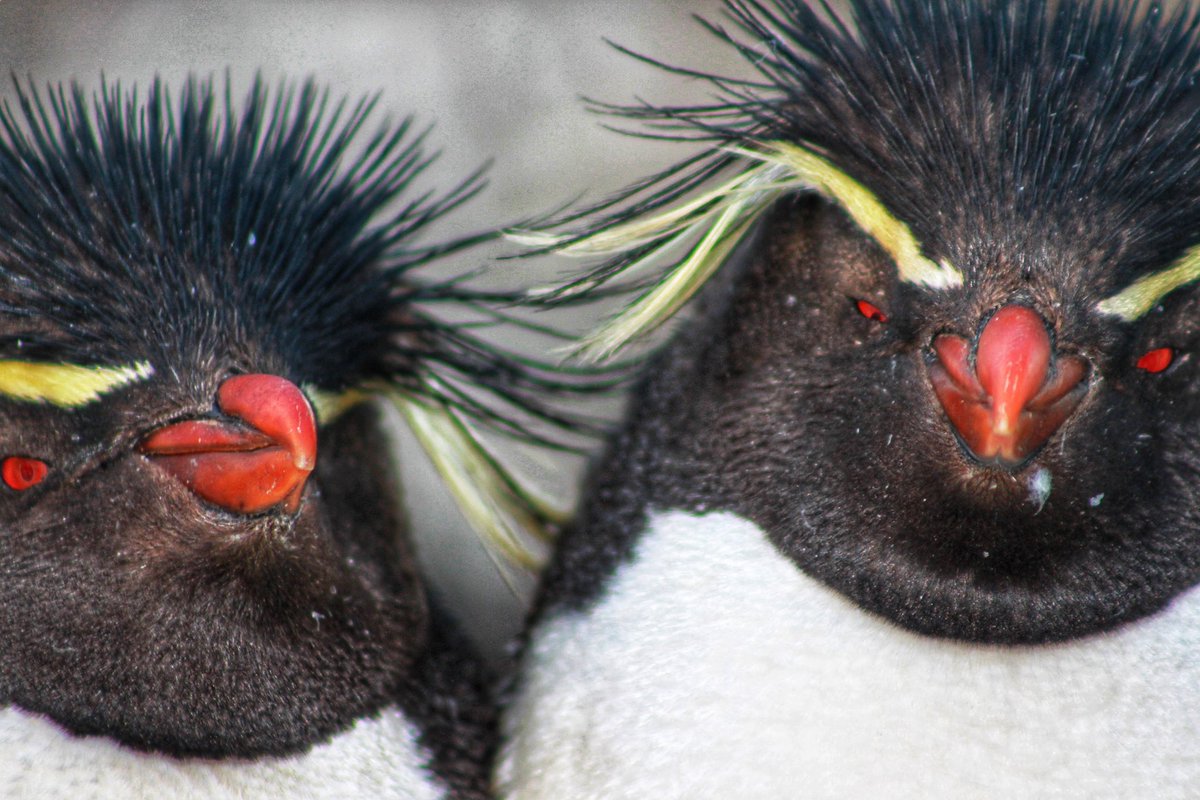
[[0, 0, 743, 655]]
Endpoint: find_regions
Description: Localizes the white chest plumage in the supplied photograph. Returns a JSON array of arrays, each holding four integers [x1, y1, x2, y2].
[[0, 705, 446, 800], [498, 510, 1200, 800]]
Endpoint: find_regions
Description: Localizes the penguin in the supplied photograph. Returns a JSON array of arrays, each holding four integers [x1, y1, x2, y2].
[[498, 1, 1200, 797], [0, 76, 569, 800]]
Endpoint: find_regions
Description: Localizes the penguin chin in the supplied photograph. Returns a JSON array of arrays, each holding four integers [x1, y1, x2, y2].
[[946, 462, 1048, 513], [758, 447, 1169, 644]]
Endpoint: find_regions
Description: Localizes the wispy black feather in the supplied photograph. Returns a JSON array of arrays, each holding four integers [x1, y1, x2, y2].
[[538, 0, 1200, 300], [0, 75, 604, 442]]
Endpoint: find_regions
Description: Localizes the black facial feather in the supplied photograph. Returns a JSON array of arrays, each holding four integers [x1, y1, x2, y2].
[[528, 0, 1200, 647]]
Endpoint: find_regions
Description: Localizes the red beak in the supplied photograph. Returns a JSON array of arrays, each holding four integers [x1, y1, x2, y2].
[[140, 374, 317, 514], [928, 305, 1087, 468]]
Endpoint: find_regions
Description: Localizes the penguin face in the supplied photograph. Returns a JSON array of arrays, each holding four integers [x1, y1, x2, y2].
[[0, 366, 425, 758], [679, 194, 1200, 643]]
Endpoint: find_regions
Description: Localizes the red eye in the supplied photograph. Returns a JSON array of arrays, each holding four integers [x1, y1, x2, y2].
[[1136, 347, 1174, 374], [2, 456, 48, 490], [855, 299, 888, 323]]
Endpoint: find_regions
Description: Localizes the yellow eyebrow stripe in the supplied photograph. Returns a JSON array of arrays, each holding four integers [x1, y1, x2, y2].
[[509, 140, 962, 362], [1097, 244, 1200, 320], [303, 384, 372, 424], [0, 360, 154, 406], [747, 142, 964, 290]]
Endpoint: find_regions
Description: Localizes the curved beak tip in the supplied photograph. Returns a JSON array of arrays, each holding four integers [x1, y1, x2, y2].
[[140, 374, 318, 515]]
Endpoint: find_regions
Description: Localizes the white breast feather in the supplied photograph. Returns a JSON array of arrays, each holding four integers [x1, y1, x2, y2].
[[0, 705, 446, 800], [498, 509, 1200, 800]]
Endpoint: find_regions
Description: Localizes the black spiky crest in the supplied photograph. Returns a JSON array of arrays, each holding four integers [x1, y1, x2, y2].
[[532, 0, 1200, 347], [0, 75, 439, 383], [0, 75, 617, 565], [0, 74, 598, 441]]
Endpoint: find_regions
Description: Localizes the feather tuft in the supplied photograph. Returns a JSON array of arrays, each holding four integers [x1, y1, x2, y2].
[[393, 381, 564, 571]]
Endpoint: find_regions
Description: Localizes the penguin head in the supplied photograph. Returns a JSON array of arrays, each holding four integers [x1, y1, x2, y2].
[[0, 77, 545, 756], [531, 0, 1200, 643]]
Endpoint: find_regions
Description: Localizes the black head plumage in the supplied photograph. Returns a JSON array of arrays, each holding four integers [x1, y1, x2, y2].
[[0, 75, 581, 440], [541, 0, 1200, 338], [712, 0, 1200, 289], [729, 1, 1200, 289]]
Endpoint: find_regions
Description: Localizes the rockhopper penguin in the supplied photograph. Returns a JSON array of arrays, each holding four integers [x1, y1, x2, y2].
[[0, 77, 567, 799], [499, 1, 1200, 797]]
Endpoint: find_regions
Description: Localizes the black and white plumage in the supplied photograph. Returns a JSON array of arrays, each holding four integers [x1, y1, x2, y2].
[[499, 2, 1200, 796], [0, 76, 574, 799]]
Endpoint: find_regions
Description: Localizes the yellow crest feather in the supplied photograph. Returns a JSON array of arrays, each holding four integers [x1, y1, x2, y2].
[[305, 380, 563, 572], [516, 141, 962, 362], [392, 383, 564, 570], [0, 360, 154, 406], [540, 161, 788, 361], [1097, 244, 1200, 320], [744, 143, 963, 289], [304, 385, 372, 425]]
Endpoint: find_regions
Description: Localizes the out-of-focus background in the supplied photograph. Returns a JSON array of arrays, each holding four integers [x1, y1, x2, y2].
[[1, 0, 745, 655]]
